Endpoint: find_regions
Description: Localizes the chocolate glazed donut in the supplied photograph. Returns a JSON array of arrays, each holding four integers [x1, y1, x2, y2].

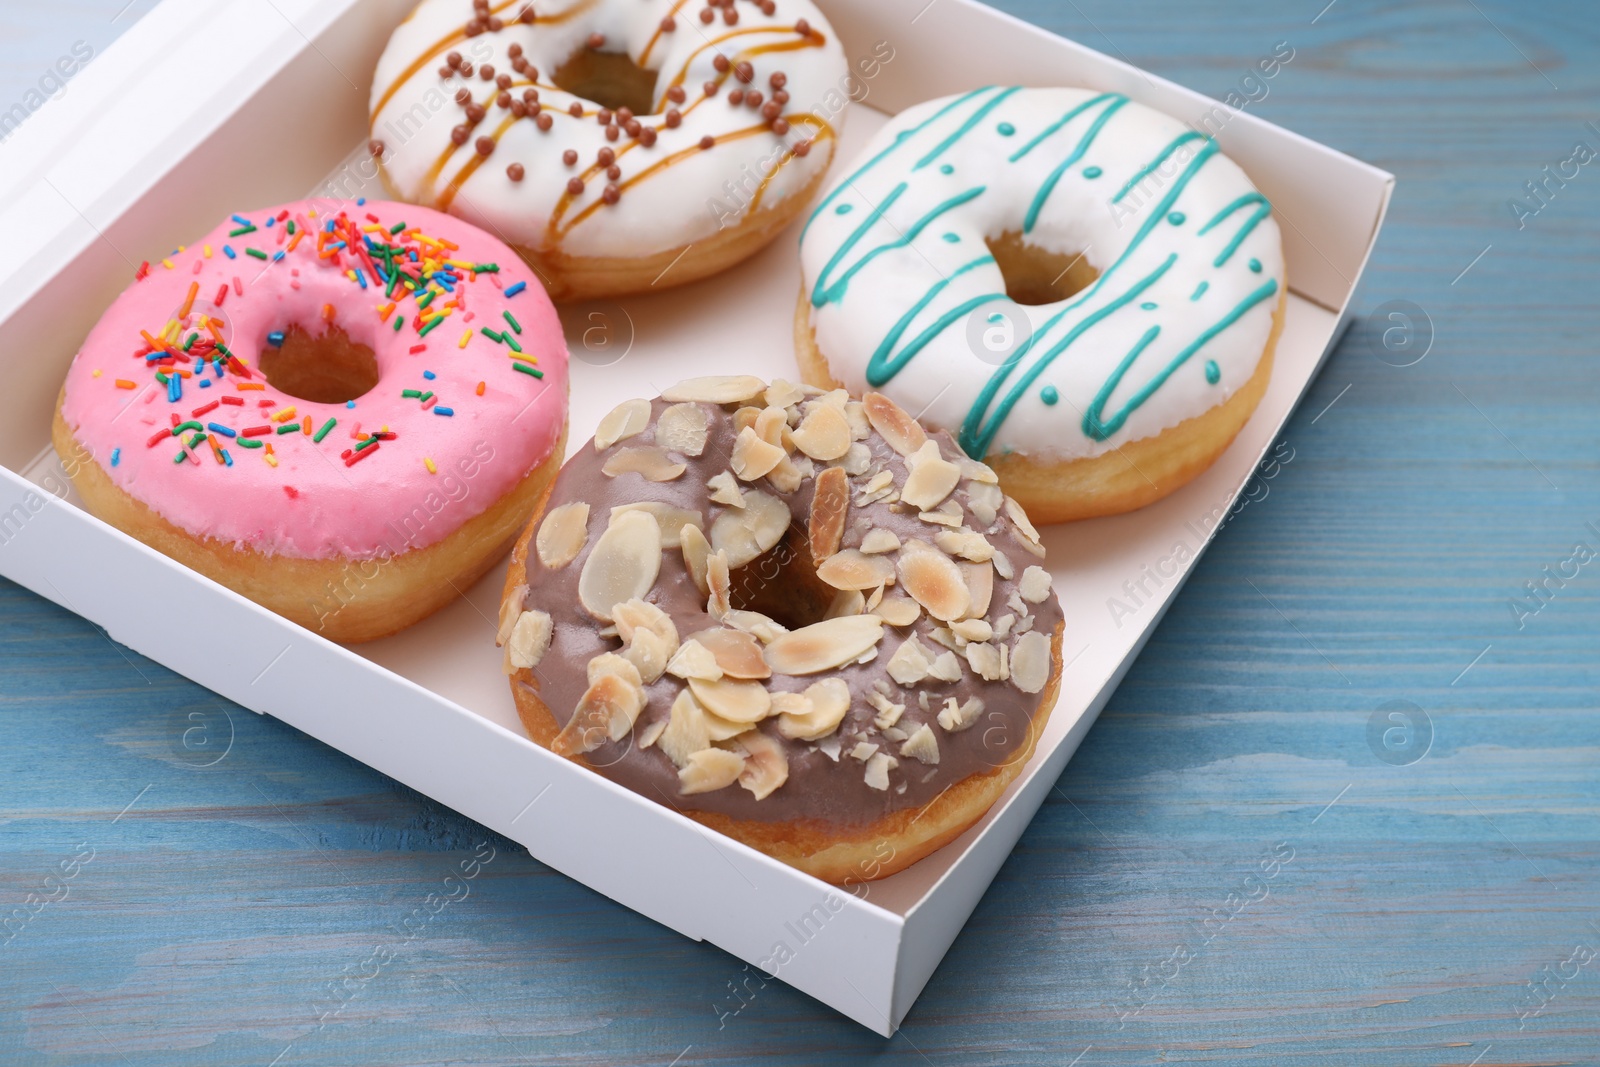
[[498, 376, 1064, 884]]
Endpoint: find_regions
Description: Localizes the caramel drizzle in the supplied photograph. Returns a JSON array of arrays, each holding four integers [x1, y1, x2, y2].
[[637, 0, 695, 67], [747, 113, 836, 215], [370, 0, 601, 126]]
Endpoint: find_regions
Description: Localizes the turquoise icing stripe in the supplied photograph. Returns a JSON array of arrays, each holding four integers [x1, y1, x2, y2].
[[1082, 278, 1279, 440], [1198, 192, 1272, 266], [866, 255, 1000, 386], [811, 186, 987, 307], [800, 88, 995, 241], [1022, 96, 1130, 233], [960, 253, 1177, 457], [914, 86, 1022, 171], [1007, 92, 1122, 162], [1112, 131, 1206, 203], [810, 183, 908, 308]]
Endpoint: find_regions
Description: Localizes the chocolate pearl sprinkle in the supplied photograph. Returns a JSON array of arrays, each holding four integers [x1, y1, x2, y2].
[[722, 6, 737, 23], [507, 43, 522, 58], [438, 66, 453, 79], [638, 126, 657, 147], [569, 102, 584, 117], [526, 101, 542, 117], [746, 90, 763, 109], [702, 80, 719, 97], [486, 15, 502, 30], [771, 118, 789, 135], [447, 51, 462, 67], [460, 63, 474, 77], [606, 164, 621, 180], [698, 7, 713, 23], [567, 177, 585, 195], [734, 61, 754, 83], [605, 124, 620, 142], [659, 15, 675, 31], [451, 125, 469, 145], [727, 88, 744, 105], [497, 91, 512, 108], [496, 73, 512, 89], [522, 87, 539, 103], [769, 71, 787, 89], [761, 101, 781, 121], [517, 5, 535, 22], [597, 147, 615, 166], [525, 65, 539, 81], [664, 108, 682, 128], [507, 162, 525, 181], [536, 112, 553, 131], [597, 108, 613, 125], [464, 20, 483, 36], [563, 149, 578, 166], [667, 85, 687, 104], [793, 138, 810, 156], [475, 136, 496, 156], [587, 32, 605, 49], [712, 54, 730, 73], [456, 87, 472, 104], [699, 135, 715, 150], [479, 64, 495, 80], [368, 139, 385, 157], [759, 0, 775, 14], [773, 89, 789, 104], [510, 100, 526, 117], [602, 183, 621, 205], [465, 103, 486, 123], [795, 18, 811, 35], [617, 107, 633, 123], [624, 119, 641, 137]]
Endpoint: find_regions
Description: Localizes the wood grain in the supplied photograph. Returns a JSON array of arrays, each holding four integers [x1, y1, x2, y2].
[[3, 0, 1600, 1063]]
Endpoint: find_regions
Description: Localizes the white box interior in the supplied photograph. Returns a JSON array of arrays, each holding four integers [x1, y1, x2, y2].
[[0, 0, 1391, 1035]]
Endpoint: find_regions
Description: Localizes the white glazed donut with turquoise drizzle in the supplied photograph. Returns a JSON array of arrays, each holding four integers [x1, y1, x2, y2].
[[797, 87, 1284, 518]]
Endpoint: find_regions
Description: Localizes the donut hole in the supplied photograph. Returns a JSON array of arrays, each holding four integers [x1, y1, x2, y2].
[[986, 232, 1099, 306], [550, 48, 660, 116], [258, 325, 380, 405], [727, 525, 838, 631]]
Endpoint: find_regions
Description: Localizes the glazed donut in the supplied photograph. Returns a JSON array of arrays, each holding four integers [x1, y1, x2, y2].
[[369, 0, 851, 302], [796, 87, 1287, 524], [499, 375, 1064, 884], [53, 199, 569, 643]]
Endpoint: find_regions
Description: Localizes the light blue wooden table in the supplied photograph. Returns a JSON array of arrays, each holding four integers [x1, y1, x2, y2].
[[3, 1, 1598, 1064]]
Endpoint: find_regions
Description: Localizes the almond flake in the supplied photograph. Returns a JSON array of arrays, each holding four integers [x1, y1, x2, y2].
[[901, 440, 961, 510], [863, 751, 897, 790], [496, 583, 527, 646], [661, 375, 766, 405], [678, 748, 746, 794], [875, 594, 922, 628], [956, 455, 1000, 484], [825, 588, 866, 619], [577, 510, 661, 621], [776, 677, 849, 740], [505, 610, 553, 671], [535, 502, 590, 570], [706, 470, 745, 508], [842, 442, 872, 475], [937, 695, 984, 732], [655, 402, 709, 456], [706, 550, 731, 618], [690, 627, 771, 679], [816, 549, 896, 591], [658, 689, 749, 767], [723, 610, 789, 644], [666, 638, 723, 681], [688, 676, 772, 723], [733, 406, 760, 434], [754, 405, 790, 447], [849, 741, 879, 761], [594, 397, 651, 451], [844, 401, 870, 439], [967, 481, 1003, 527], [859, 529, 901, 554], [763, 614, 884, 675], [603, 446, 687, 482], [900, 723, 940, 765], [992, 551, 1015, 581], [885, 634, 935, 686], [964, 641, 1004, 681], [610, 503, 702, 549], [898, 545, 971, 621], [868, 691, 905, 729], [960, 561, 994, 618], [1005, 495, 1046, 556], [764, 454, 804, 494], [764, 379, 808, 409], [552, 671, 644, 755], [951, 618, 993, 643], [790, 403, 852, 461], [992, 613, 1016, 640], [638, 718, 667, 749], [928, 650, 964, 682], [935, 528, 995, 562], [709, 488, 789, 568], [863, 392, 927, 456], [808, 466, 849, 560], [730, 731, 788, 800], [730, 427, 784, 482], [681, 523, 711, 594], [1019, 565, 1053, 604], [613, 598, 679, 684], [1012, 630, 1052, 694]]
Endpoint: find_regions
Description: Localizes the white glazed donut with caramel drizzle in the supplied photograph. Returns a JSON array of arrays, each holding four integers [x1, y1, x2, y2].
[[370, 0, 850, 300]]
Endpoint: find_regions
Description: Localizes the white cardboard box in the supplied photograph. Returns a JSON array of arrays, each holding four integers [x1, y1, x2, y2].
[[0, 0, 1391, 1035]]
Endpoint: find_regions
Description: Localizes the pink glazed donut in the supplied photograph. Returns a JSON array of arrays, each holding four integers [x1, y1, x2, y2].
[[52, 199, 570, 643]]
